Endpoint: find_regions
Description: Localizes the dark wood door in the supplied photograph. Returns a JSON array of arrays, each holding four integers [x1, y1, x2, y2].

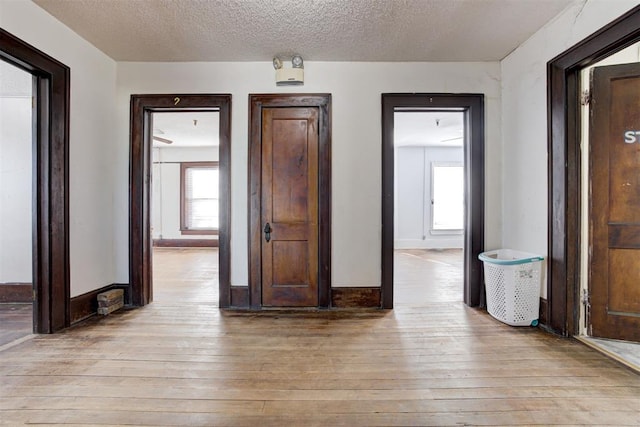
[[261, 107, 319, 306], [589, 62, 640, 341]]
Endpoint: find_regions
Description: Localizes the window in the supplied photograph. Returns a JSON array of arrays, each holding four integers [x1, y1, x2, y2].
[[431, 163, 464, 231], [181, 162, 218, 234]]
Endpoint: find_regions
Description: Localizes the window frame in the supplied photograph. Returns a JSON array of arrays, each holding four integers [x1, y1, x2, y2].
[[180, 161, 219, 235]]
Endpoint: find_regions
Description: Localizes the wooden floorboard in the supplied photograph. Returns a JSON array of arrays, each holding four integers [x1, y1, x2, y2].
[[1, 248, 639, 426], [0, 304, 32, 347]]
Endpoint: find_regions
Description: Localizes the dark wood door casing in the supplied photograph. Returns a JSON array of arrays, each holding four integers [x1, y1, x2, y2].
[[129, 94, 232, 307], [588, 63, 640, 341], [381, 94, 485, 309], [547, 5, 640, 336], [0, 28, 70, 333], [248, 94, 331, 309]]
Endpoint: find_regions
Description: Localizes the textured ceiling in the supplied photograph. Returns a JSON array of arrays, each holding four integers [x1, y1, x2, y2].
[[32, 0, 573, 62]]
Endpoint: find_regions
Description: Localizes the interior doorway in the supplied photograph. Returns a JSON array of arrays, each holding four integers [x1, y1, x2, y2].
[[149, 111, 220, 307], [381, 94, 484, 309], [0, 60, 33, 345], [547, 6, 640, 369], [129, 95, 231, 308], [0, 29, 70, 334], [393, 111, 465, 305], [548, 5, 640, 337]]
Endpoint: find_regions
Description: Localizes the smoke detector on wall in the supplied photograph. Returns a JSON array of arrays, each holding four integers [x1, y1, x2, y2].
[[273, 55, 304, 86]]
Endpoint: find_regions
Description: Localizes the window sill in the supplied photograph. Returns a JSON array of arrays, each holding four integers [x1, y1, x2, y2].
[[430, 229, 464, 236]]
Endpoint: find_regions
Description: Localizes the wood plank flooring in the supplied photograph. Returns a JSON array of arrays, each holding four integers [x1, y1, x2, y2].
[[394, 249, 462, 305], [0, 304, 32, 348], [1, 248, 640, 426]]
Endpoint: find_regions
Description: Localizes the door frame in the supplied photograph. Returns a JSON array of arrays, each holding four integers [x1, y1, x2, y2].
[[129, 94, 232, 307], [547, 5, 640, 336], [0, 29, 70, 333], [588, 62, 640, 341], [381, 94, 485, 309], [248, 94, 332, 309]]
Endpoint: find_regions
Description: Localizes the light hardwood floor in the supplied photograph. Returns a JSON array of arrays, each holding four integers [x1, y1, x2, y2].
[[0, 304, 32, 348], [1, 248, 639, 426]]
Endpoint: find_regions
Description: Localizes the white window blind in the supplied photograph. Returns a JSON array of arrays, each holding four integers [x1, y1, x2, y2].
[[184, 166, 219, 230]]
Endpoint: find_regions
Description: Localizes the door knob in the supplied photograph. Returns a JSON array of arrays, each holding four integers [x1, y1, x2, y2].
[[264, 222, 272, 242]]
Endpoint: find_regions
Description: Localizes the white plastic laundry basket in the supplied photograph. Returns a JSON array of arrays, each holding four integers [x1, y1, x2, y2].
[[479, 249, 544, 327]]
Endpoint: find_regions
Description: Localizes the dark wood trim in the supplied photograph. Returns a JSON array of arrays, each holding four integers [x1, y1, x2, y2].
[[230, 286, 249, 307], [539, 297, 548, 326], [331, 287, 381, 308], [0, 283, 32, 303], [547, 6, 640, 336], [70, 284, 129, 324], [0, 29, 70, 333], [180, 161, 220, 235], [248, 94, 332, 309], [130, 95, 232, 307], [381, 94, 485, 309], [153, 239, 218, 248]]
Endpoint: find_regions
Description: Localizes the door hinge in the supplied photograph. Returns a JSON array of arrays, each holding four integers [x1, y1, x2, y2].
[[581, 90, 591, 106], [33, 289, 37, 301], [581, 288, 591, 334]]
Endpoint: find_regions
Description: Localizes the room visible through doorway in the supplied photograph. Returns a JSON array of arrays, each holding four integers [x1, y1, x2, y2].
[[381, 94, 485, 309], [129, 94, 231, 309], [0, 60, 33, 346], [393, 111, 464, 305], [150, 111, 219, 306]]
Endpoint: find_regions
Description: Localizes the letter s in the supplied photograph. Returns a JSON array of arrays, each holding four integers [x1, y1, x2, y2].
[[624, 131, 636, 143]]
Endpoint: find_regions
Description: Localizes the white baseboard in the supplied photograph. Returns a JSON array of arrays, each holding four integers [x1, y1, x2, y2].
[[394, 239, 463, 249]]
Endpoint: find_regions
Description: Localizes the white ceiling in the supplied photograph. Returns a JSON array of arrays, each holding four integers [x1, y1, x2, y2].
[[32, 0, 573, 62], [151, 110, 457, 148], [395, 111, 464, 147], [28, 0, 572, 148], [152, 111, 219, 147]]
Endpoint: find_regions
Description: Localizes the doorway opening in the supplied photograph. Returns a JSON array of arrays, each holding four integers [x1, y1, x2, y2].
[[0, 29, 70, 334], [129, 95, 231, 308], [381, 94, 484, 309], [0, 60, 33, 345], [150, 111, 220, 305], [393, 111, 465, 306]]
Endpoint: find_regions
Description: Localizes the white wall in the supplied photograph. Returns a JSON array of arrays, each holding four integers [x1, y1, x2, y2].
[[152, 146, 218, 240], [501, 0, 639, 298], [15, 0, 631, 298], [395, 146, 464, 249], [0, 63, 32, 283], [0, 0, 118, 296], [116, 62, 502, 287]]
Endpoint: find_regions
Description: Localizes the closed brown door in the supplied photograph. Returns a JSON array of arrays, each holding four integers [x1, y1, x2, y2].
[[589, 62, 640, 341], [260, 107, 319, 306]]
